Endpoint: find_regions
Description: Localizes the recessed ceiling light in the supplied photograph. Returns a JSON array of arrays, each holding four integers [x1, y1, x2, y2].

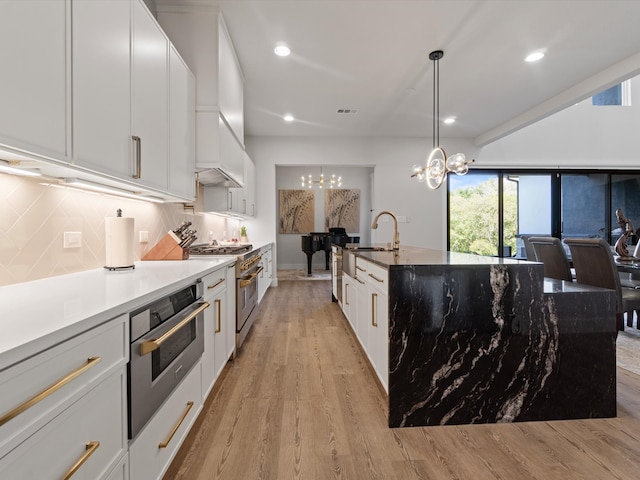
[[274, 43, 291, 57], [443, 117, 456, 124], [283, 114, 294, 122], [525, 51, 545, 62]]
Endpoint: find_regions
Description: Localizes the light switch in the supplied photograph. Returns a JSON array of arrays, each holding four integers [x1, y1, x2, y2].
[[139, 230, 149, 243], [63, 231, 82, 248]]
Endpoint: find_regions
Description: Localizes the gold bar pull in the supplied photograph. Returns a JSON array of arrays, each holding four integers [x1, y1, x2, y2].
[[159, 401, 194, 448], [140, 302, 210, 356], [62, 441, 100, 480], [207, 278, 225, 289], [371, 292, 378, 327], [368, 273, 384, 283], [215, 299, 222, 333], [345, 284, 349, 305], [0, 357, 101, 427], [355, 276, 365, 285], [356, 265, 366, 272]]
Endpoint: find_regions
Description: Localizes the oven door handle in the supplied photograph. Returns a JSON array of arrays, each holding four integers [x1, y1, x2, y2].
[[140, 302, 210, 356], [239, 266, 263, 288]]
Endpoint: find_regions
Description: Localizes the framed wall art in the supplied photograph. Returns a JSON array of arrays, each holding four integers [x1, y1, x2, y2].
[[324, 189, 360, 232], [278, 189, 315, 233]]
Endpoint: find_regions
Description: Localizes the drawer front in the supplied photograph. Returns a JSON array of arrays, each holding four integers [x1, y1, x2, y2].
[[129, 361, 202, 480], [202, 267, 228, 299], [0, 368, 127, 480], [365, 261, 388, 290], [0, 315, 128, 457]]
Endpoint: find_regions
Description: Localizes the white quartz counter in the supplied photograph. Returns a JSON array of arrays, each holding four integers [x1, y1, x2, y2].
[[0, 258, 234, 371]]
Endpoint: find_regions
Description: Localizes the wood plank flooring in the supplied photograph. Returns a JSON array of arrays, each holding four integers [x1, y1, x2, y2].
[[164, 279, 640, 480]]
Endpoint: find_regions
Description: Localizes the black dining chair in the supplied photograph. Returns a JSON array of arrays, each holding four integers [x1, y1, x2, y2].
[[564, 237, 640, 331], [528, 236, 572, 281]]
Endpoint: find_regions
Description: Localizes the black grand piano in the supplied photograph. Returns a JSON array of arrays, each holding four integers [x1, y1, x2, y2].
[[301, 227, 359, 276]]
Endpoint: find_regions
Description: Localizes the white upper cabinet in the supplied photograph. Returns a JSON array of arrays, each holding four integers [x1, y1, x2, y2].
[[131, 0, 169, 191], [157, 7, 245, 188], [0, 0, 69, 161], [168, 45, 196, 200], [218, 17, 244, 144], [72, 0, 132, 178]]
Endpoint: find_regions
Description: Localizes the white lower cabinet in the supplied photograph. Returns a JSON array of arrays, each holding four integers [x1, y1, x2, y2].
[[129, 361, 202, 480], [201, 266, 228, 400], [0, 315, 128, 459], [351, 258, 389, 393], [258, 244, 273, 303], [0, 368, 127, 480], [342, 272, 355, 329]]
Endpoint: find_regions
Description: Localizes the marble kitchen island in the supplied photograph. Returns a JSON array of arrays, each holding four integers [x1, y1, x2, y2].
[[346, 247, 617, 428]]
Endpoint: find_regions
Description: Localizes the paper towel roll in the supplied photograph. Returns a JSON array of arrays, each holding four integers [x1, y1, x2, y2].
[[105, 216, 135, 269]]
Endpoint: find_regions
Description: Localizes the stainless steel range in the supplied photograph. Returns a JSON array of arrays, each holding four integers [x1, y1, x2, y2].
[[189, 243, 262, 348]]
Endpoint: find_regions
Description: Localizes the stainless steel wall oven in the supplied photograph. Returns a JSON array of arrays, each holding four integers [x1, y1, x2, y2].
[[128, 281, 208, 439]]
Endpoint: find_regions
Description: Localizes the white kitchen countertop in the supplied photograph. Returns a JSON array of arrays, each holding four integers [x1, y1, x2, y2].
[[0, 258, 235, 371]]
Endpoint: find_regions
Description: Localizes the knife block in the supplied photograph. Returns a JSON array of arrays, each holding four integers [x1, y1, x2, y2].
[[142, 231, 189, 261]]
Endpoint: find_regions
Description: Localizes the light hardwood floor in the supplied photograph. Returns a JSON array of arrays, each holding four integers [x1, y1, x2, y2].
[[164, 280, 640, 480]]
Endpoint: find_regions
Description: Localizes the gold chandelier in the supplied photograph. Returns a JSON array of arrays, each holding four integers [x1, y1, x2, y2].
[[301, 167, 342, 189], [411, 50, 473, 189]]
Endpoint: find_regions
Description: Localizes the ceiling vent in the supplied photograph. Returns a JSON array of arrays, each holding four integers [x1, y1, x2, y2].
[[337, 108, 358, 114]]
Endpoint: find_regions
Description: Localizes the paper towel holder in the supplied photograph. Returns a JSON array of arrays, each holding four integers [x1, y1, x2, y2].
[[104, 209, 136, 271]]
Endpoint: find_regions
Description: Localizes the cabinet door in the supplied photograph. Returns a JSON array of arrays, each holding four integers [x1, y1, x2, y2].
[[131, 0, 169, 191], [243, 153, 256, 217], [168, 45, 196, 200], [201, 269, 227, 399], [368, 285, 389, 392], [72, 0, 131, 177], [355, 274, 367, 346], [225, 264, 237, 361], [218, 17, 244, 143], [0, 0, 69, 160]]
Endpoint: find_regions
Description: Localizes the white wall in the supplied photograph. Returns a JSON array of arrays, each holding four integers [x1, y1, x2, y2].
[[478, 78, 640, 167], [245, 135, 479, 278]]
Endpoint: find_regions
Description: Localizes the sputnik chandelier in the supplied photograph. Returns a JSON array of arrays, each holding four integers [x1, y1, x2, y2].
[[411, 50, 473, 189], [301, 167, 342, 189]]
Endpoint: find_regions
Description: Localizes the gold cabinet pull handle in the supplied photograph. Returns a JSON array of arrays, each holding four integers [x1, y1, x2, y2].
[[207, 278, 225, 290], [140, 302, 210, 356], [355, 276, 365, 285], [215, 299, 222, 333], [255, 265, 264, 275], [63, 441, 100, 480], [0, 356, 102, 427], [207, 278, 225, 289], [356, 265, 366, 272], [132, 135, 141, 179], [345, 284, 349, 305], [368, 273, 384, 283], [372, 292, 378, 327], [159, 401, 194, 449]]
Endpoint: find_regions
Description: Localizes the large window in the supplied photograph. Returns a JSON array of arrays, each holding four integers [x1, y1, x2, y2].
[[448, 170, 640, 257]]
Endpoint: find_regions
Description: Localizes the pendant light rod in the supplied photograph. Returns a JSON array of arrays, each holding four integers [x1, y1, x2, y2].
[[429, 50, 443, 149]]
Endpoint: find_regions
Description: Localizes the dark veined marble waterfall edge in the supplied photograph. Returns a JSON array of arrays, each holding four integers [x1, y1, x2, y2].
[[387, 263, 617, 427]]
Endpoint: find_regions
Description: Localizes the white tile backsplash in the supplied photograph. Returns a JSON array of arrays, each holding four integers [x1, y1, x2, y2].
[[0, 173, 239, 286]]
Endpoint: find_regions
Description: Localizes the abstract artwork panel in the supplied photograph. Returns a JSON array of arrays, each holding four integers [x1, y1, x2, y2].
[[325, 189, 360, 232], [279, 190, 315, 233]]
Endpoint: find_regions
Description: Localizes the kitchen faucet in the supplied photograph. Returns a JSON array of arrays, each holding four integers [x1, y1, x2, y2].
[[371, 210, 399, 250]]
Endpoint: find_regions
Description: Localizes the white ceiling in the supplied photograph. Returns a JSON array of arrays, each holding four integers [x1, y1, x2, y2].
[[157, 0, 640, 146]]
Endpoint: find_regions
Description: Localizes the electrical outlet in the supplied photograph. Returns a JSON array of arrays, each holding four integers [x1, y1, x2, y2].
[[139, 230, 149, 243], [397, 215, 409, 223], [63, 231, 82, 248]]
